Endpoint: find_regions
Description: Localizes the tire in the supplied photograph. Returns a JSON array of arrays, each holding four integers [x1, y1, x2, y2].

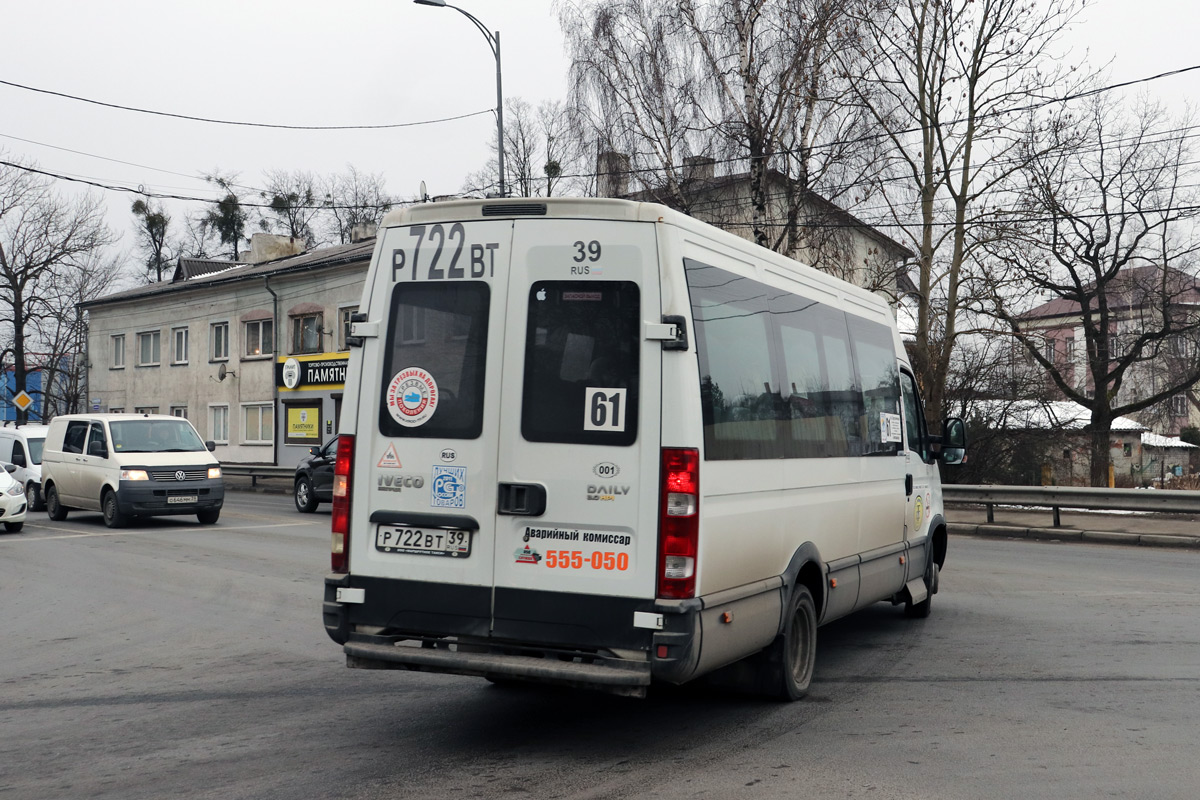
[[294, 477, 319, 513], [905, 557, 938, 619], [102, 490, 128, 529], [4, 521, 23, 533], [25, 482, 43, 512], [759, 584, 818, 701], [45, 484, 68, 521], [197, 508, 220, 525]]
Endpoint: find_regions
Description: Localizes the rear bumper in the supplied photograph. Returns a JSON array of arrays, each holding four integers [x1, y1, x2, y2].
[[323, 574, 704, 694]]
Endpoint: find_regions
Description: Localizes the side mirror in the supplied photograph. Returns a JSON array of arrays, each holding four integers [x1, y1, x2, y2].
[[206, 440, 217, 452], [88, 441, 109, 459], [938, 417, 967, 465], [309, 447, 321, 456], [3, 463, 15, 474]]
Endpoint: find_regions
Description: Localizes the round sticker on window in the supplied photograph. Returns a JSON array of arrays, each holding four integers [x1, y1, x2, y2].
[[386, 367, 439, 428]]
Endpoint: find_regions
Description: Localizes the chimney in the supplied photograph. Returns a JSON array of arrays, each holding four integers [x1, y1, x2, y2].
[[350, 222, 377, 243], [596, 151, 630, 198], [248, 233, 306, 264], [684, 156, 715, 182]]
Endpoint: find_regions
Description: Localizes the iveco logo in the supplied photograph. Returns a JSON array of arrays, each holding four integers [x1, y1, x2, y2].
[[175, 471, 186, 481]]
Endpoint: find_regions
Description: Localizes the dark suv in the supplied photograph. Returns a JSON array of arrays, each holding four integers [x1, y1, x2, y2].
[[294, 437, 338, 512]]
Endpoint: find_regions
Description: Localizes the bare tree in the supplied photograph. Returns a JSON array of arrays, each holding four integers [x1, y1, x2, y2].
[[260, 169, 322, 247], [131, 193, 174, 283], [847, 0, 1087, 423], [559, 0, 881, 261], [983, 95, 1200, 485], [0, 154, 115, 421], [321, 166, 393, 245], [465, 98, 585, 198], [200, 171, 250, 260]]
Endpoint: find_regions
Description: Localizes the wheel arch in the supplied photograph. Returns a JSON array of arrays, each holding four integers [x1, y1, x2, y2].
[[779, 542, 827, 634], [928, 513, 948, 568]]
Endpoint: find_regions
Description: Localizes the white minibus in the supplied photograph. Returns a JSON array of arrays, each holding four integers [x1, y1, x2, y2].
[[323, 198, 965, 699]]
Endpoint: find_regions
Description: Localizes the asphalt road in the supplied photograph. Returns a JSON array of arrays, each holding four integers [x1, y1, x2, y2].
[[2, 492, 1198, 800]]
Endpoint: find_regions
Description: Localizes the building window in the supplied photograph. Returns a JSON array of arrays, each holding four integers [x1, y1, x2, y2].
[[137, 331, 161, 366], [171, 405, 188, 419], [111, 334, 125, 369], [134, 406, 159, 414], [172, 326, 189, 365], [242, 403, 274, 444], [110, 407, 124, 414], [338, 306, 358, 351], [1122, 442, 1132, 457], [1064, 338, 1074, 361], [210, 405, 229, 444], [283, 402, 322, 445], [1170, 395, 1188, 417], [292, 313, 323, 354], [211, 322, 229, 361], [245, 319, 274, 358], [1044, 338, 1056, 363]]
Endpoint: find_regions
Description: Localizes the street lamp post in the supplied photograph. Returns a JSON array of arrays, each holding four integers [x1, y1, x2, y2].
[[414, 0, 506, 198]]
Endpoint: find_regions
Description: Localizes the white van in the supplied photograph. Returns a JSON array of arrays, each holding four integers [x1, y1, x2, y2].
[[322, 198, 965, 699], [0, 423, 49, 511], [41, 413, 224, 527]]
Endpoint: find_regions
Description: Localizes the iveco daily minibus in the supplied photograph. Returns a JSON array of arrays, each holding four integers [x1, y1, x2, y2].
[[323, 198, 965, 699]]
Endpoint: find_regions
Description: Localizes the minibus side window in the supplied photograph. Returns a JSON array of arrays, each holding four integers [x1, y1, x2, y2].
[[521, 281, 640, 446], [686, 262, 782, 460], [846, 316, 902, 457], [379, 282, 490, 439]]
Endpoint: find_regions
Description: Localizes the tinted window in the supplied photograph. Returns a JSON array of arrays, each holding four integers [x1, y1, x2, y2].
[[379, 282, 490, 440], [27, 438, 44, 465], [62, 421, 89, 454], [521, 281, 640, 446], [847, 316, 901, 456], [685, 259, 904, 461], [687, 262, 781, 459]]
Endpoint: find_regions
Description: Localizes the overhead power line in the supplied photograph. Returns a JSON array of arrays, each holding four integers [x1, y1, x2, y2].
[[0, 78, 494, 130]]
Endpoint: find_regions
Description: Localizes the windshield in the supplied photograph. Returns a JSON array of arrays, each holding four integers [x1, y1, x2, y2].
[[110, 420, 206, 453], [27, 438, 44, 465]]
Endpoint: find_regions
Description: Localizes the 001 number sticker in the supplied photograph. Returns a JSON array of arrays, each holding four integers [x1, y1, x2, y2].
[[544, 550, 629, 571]]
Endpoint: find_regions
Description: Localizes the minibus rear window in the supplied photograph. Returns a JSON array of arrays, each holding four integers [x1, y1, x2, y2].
[[379, 282, 490, 439], [521, 281, 640, 446]]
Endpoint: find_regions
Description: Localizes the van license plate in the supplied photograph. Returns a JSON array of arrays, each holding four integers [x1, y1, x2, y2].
[[375, 526, 471, 558], [168, 495, 198, 504]]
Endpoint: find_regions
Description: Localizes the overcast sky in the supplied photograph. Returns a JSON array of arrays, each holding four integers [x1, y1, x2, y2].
[[2, 0, 1197, 269]]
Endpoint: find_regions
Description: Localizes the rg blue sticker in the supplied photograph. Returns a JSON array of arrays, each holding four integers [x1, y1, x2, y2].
[[431, 465, 467, 508]]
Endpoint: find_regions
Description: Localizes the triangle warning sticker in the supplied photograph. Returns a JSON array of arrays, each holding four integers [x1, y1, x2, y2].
[[377, 444, 402, 469]]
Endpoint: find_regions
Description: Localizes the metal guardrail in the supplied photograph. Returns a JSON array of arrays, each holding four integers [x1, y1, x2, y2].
[[221, 465, 294, 487], [943, 484, 1200, 527]]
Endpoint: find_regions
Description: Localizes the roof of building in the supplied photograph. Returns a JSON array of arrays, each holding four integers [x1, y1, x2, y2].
[[969, 399, 1148, 432], [1141, 431, 1198, 449], [172, 257, 248, 282], [81, 239, 375, 309], [1021, 265, 1200, 321]]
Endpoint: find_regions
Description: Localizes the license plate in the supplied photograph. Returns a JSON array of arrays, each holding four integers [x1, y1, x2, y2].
[[168, 495, 198, 504], [375, 526, 471, 558]]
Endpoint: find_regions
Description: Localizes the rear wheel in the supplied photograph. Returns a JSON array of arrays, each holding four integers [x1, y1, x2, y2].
[[294, 477, 319, 513], [102, 490, 127, 529], [758, 584, 818, 701], [3, 521, 23, 533], [45, 484, 68, 521], [197, 508, 220, 525]]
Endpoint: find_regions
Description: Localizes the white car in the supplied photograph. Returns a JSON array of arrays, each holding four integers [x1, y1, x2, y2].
[[0, 464, 28, 532]]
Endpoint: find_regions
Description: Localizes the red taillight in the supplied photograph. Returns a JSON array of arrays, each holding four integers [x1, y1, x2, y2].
[[331, 434, 354, 573], [658, 447, 699, 599]]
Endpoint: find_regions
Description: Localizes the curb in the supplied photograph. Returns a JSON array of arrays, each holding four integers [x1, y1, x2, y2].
[[948, 522, 1200, 549]]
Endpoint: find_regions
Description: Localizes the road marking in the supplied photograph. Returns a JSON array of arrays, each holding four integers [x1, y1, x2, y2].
[[0, 521, 311, 543]]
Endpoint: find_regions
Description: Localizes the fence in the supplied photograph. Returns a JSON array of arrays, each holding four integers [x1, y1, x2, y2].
[[943, 484, 1200, 527]]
